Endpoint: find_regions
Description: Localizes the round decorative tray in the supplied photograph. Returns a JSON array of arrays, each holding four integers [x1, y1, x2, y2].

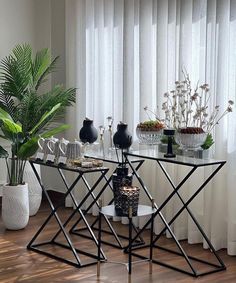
[[136, 128, 163, 145]]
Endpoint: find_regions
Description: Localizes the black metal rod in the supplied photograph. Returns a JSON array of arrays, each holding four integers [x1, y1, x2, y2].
[[54, 170, 107, 259], [154, 244, 223, 268], [28, 162, 82, 265], [57, 169, 107, 234], [28, 161, 109, 266], [53, 241, 104, 260], [128, 215, 132, 275], [150, 214, 154, 262], [123, 155, 195, 242], [123, 153, 226, 276], [154, 160, 226, 268], [50, 169, 84, 242], [123, 155, 198, 275], [71, 160, 145, 249], [98, 211, 102, 262], [130, 251, 226, 277], [27, 246, 97, 268]]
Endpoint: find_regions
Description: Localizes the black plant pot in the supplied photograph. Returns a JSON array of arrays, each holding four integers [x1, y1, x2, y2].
[[113, 123, 132, 149], [79, 119, 98, 143]]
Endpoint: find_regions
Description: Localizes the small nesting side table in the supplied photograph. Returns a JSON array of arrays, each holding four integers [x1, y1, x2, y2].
[[97, 204, 157, 283]]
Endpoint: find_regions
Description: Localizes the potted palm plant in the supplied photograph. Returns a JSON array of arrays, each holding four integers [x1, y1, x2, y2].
[[0, 44, 76, 229]]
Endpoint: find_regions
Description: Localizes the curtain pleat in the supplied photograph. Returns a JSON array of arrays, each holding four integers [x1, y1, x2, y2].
[[66, 0, 236, 255]]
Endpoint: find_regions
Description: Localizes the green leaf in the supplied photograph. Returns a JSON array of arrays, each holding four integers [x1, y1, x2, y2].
[[29, 103, 61, 135], [0, 44, 32, 100], [201, 133, 214, 150], [32, 49, 59, 90], [0, 118, 22, 141], [0, 106, 14, 121], [17, 137, 39, 159], [41, 124, 70, 138], [0, 145, 8, 158]]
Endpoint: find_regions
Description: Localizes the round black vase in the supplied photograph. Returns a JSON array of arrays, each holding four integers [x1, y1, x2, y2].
[[79, 119, 98, 143], [113, 123, 132, 149]]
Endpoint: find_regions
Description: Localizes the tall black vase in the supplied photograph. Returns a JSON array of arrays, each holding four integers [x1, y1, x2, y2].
[[113, 123, 132, 149], [79, 119, 98, 143]]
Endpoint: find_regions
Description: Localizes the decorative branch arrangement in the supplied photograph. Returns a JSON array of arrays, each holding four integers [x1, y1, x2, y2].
[[161, 70, 234, 132]]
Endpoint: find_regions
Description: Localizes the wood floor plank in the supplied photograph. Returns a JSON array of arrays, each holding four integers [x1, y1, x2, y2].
[[0, 203, 236, 283]]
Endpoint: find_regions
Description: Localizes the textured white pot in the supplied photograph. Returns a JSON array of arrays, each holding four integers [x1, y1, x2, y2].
[[2, 183, 29, 230], [24, 162, 42, 216]]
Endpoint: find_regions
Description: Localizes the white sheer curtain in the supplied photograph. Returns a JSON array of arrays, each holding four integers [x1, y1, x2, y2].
[[65, 0, 236, 255]]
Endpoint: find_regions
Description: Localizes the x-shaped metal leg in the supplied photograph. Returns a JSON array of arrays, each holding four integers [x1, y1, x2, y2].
[[124, 155, 226, 277], [70, 160, 146, 249], [27, 161, 108, 268]]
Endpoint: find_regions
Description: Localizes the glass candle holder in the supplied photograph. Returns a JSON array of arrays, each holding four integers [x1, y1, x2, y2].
[[116, 186, 140, 216], [99, 125, 105, 156]]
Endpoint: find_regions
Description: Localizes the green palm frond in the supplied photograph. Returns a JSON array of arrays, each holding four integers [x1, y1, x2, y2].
[[0, 106, 14, 121], [0, 44, 32, 100], [0, 44, 76, 185], [16, 91, 40, 132], [0, 91, 17, 121], [39, 85, 76, 108], [33, 85, 75, 125], [32, 48, 59, 90], [29, 103, 62, 136]]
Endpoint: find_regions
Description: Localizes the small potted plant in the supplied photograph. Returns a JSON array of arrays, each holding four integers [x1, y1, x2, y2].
[[0, 44, 76, 229]]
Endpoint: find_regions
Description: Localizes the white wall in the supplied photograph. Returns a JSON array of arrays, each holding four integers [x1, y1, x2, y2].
[[0, 0, 67, 193], [40, 0, 67, 192], [0, 0, 51, 59]]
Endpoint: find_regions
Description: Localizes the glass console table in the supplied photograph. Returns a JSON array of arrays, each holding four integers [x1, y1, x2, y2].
[[123, 148, 226, 277], [70, 149, 146, 249], [27, 159, 109, 268]]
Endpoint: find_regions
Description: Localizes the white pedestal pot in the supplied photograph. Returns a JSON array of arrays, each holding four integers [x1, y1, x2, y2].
[[24, 162, 42, 216], [2, 183, 29, 230]]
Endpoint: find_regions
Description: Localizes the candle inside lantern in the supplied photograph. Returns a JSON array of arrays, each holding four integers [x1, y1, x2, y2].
[[121, 186, 139, 194], [119, 186, 140, 216]]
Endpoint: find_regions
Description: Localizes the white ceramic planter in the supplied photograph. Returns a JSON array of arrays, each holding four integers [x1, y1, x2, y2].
[[24, 162, 42, 216], [2, 183, 29, 230]]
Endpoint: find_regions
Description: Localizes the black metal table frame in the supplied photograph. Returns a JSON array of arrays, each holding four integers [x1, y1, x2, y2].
[[70, 156, 146, 249], [27, 159, 110, 268], [123, 151, 226, 277], [97, 204, 156, 282]]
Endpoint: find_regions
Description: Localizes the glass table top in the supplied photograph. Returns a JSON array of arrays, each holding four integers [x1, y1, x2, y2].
[[84, 143, 226, 167], [124, 147, 226, 166]]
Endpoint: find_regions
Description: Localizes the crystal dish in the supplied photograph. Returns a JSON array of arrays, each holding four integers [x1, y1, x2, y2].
[[175, 132, 207, 150], [136, 128, 163, 145]]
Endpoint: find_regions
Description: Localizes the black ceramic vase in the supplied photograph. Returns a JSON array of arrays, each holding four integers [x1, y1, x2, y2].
[[113, 123, 132, 149], [79, 118, 98, 143]]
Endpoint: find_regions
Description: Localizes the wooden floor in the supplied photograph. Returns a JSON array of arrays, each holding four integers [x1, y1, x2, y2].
[[1, 202, 236, 283]]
